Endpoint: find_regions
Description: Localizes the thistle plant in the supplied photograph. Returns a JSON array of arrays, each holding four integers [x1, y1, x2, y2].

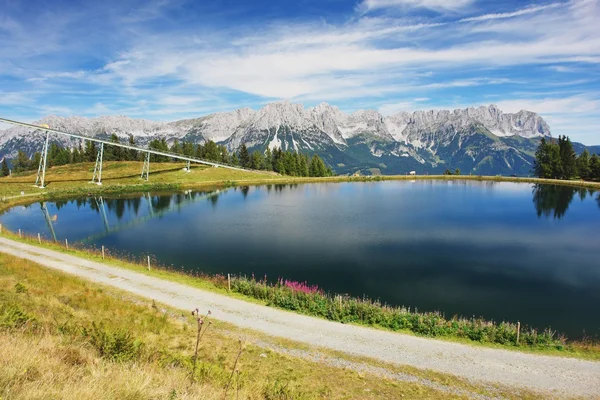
[[191, 308, 211, 381], [223, 338, 244, 399]]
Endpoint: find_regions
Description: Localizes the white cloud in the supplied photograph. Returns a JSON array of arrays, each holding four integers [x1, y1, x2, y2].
[[360, 0, 474, 12], [0, 92, 31, 106], [460, 3, 563, 22], [495, 95, 599, 115]]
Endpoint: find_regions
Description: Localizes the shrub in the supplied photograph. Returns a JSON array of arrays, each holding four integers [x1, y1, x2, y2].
[[83, 322, 143, 362], [228, 275, 567, 349], [0, 304, 36, 329]]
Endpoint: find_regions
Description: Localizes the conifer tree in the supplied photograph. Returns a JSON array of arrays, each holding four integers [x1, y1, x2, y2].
[[264, 147, 273, 170], [1, 158, 9, 176], [250, 151, 265, 170], [85, 140, 97, 162], [238, 144, 250, 167], [309, 154, 327, 177], [576, 149, 591, 180], [590, 154, 600, 181], [128, 135, 139, 161], [13, 151, 31, 172], [182, 141, 194, 157], [558, 135, 576, 179]]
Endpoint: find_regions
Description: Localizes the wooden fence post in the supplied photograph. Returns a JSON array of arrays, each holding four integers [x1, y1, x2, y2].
[[38, 233, 41, 244], [65, 239, 69, 250], [102, 245, 105, 260], [18, 229, 21, 238], [147, 256, 151, 271], [0, 223, 2, 234], [517, 321, 521, 345], [228, 273, 231, 291]]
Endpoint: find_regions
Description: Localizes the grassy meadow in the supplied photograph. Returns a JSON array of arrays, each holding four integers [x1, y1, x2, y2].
[[1, 252, 517, 400]]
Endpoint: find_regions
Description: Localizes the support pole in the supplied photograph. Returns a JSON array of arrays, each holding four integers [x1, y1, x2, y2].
[[91, 143, 104, 185], [38, 233, 41, 244], [141, 152, 150, 181], [65, 238, 69, 250], [35, 131, 50, 188], [102, 245, 105, 259], [147, 255, 151, 271]]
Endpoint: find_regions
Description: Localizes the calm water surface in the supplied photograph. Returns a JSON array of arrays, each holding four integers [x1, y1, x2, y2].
[[2, 181, 599, 339]]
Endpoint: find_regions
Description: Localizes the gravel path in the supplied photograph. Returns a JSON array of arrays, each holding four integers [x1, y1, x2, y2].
[[1, 237, 598, 398]]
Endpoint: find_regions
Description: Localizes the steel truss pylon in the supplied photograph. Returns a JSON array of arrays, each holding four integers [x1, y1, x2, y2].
[[91, 143, 104, 185], [35, 132, 50, 188], [141, 152, 150, 181]]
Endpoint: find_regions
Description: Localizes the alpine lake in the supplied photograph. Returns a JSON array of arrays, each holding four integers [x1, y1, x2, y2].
[[2, 180, 599, 340]]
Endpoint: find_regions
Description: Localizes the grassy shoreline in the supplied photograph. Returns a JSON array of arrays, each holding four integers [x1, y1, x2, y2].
[[2, 161, 600, 214], [5, 252, 489, 399], [1, 162, 599, 360], [1, 228, 598, 361]]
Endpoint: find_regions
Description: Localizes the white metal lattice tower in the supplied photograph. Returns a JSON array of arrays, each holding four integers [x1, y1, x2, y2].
[[141, 152, 150, 181], [91, 143, 104, 185], [35, 131, 50, 188]]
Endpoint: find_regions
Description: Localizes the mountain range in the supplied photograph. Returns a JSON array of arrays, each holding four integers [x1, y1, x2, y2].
[[1, 101, 598, 176]]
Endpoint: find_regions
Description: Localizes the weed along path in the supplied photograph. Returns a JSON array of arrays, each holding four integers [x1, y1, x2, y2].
[[1, 237, 599, 398]]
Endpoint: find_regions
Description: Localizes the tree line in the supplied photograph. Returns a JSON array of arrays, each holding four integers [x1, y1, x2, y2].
[[2, 133, 334, 178], [533, 136, 600, 181]]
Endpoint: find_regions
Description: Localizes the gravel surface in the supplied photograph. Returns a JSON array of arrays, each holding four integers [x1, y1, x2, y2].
[[1, 237, 599, 398]]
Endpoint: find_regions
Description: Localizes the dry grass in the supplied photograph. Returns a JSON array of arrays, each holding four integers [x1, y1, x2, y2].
[[1, 253, 476, 399]]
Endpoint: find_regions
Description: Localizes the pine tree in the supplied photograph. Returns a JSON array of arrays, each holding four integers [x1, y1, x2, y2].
[[107, 133, 123, 161], [250, 151, 265, 170], [533, 138, 551, 178], [455, 168, 461, 176], [309, 154, 327, 177], [218, 145, 229, 163], [85, 141, 97, 162], [203, 141, 219, 161], [548, 141, 563, 179], [238, 144, 250, 168], [13, 150, 31, 172], [558, 135, 576, 179], [300, 154, 309, 177], [590, 154, 600, 181], [182, 141, 194, 157], [576, 149, 591, 180], [195, 143, 205, 159], [534, 138, 563, 179], [1, 159, 9, 176], [128, 135, 138, 161], [264, 148, 273, 171], [231, 152, 239, 166], [170, 139, 182, 155], [32, 152, 41, 170]]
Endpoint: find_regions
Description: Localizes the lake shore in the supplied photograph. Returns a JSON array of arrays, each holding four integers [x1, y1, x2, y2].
[[2, 161, 600, 214], [1, 237, 599, 399]]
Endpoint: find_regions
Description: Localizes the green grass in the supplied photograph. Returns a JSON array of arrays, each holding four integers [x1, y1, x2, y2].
[[1, 162, 599, 362], [2, 228, 599, 362], [2, 252, 513, 400]]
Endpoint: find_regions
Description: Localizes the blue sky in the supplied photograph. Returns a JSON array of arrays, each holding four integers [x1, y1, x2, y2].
[[0, 0, 599, 144]]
